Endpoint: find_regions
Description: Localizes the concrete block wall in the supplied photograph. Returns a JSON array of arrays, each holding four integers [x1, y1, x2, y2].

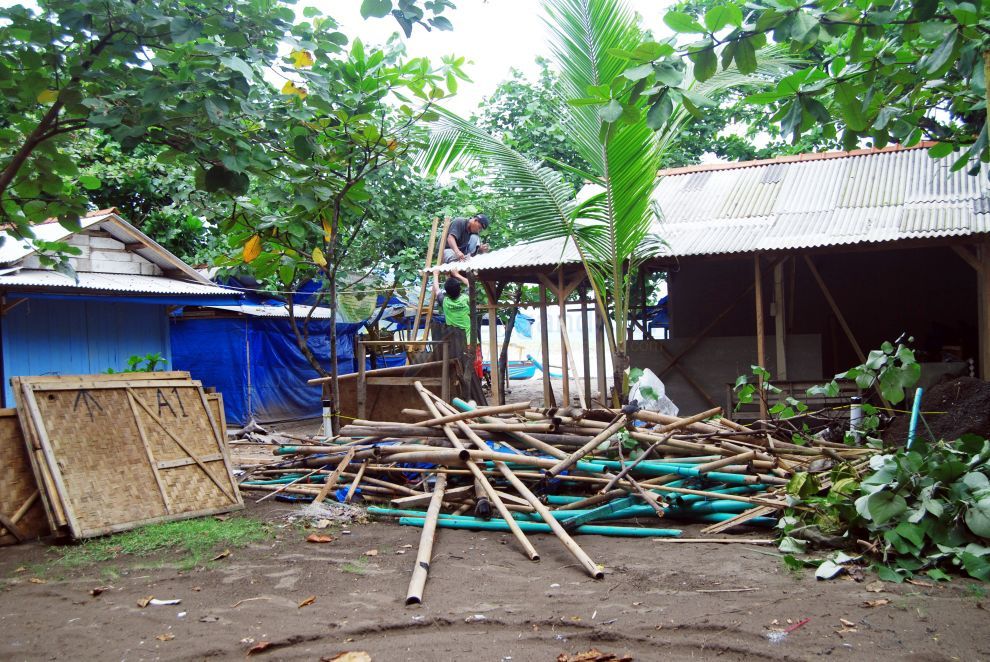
[[65, 231, 163, 276]]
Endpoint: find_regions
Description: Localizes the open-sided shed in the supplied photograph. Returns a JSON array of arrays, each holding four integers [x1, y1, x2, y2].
[[435, 143, 990, 415]]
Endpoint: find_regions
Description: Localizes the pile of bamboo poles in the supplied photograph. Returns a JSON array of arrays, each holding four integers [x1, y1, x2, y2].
[[238, 382, 875, 604]]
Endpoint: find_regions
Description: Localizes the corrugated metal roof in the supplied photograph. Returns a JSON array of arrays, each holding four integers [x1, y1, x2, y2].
[[0, 270, 235, 296], [203, 303, 355, 322], [449, 145, 990, 272]]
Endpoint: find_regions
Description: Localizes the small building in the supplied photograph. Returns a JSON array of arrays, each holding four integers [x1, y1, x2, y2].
[[437, 143, 990, 415], [0, 209, 239, 406], [170, 302, 364, 425]]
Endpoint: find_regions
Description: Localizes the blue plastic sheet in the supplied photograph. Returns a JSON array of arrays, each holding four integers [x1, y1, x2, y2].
[[170, 316, 362, 425]]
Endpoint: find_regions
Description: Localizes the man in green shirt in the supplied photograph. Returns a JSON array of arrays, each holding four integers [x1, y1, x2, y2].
[[432, 272, 471, 336]]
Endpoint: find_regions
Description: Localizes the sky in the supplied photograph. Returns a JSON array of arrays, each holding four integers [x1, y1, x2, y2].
[[314, 0, 676, 115]]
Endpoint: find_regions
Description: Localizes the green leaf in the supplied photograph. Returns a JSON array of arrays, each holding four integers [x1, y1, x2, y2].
[[645, 92, 673, 130], [704, 5, 742, 33], [599, 100, 624, 123], [169, 17, 202, 43], [664, 11, 706, 34], [734, 37, 757, 74], [867, 490, 908, 525], [360, 0, 392, 19], [835, 82, 868, 132], [78, 175, 101, 190], [623, 63, 654, 81], [922, 29, 958, 75], [689, 47, 717, 82], [964, 497, 990, 538], [221, 56, 254, 80], [430, 16, 453, 31]]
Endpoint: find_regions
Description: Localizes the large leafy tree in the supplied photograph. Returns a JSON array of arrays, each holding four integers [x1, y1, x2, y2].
[[421, 0, 795, 403], [616, 0, 989, 170], [0, 0, 298, 235], [215, 21, 467, 431]]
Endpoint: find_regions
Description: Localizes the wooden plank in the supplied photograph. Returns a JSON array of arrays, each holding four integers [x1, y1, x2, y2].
[[27, 379, 201, 391], [11, 378, 64, 531], [357, 340, 367, 420], [0, 513, 24, 542], [754, 255, 768, 420], [312, 447, 356, 504], [199, 389, 241, 506], [954, 245, 981, 272], [126, 390, 173, 515], [366, 377, 443, 386], [128, 391, 236, 503], [16, 371, 191, 383]]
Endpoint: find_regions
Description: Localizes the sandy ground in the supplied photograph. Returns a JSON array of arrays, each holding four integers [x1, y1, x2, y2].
[[1, 493, 989, 661]]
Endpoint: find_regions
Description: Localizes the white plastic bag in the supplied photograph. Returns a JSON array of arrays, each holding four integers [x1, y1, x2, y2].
[[628, 368, 678, 417]]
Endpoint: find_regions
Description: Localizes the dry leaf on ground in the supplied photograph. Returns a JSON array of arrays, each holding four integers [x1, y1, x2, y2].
[[137, 596, 154, 608], [155, 633, 175, 642], [556, 649, 632, 662], [212, 549, 231, 561], [298, 595, 316, 608], [839, 618, 856, 627], [306, 534, 334, 544], [364, 549, 378, 557], [28, 578, 46, 584], [321, 652, 372, 662], [247, 641, 273, 655], [863, 598, 891, 608]]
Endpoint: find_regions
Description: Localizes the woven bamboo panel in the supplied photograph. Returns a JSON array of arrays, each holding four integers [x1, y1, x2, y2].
[[19, 375, 242, 539], [0, 410, 49, 545]]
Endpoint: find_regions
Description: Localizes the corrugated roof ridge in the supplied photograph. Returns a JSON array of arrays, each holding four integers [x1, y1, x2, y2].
[[658, 142, 939, 178]]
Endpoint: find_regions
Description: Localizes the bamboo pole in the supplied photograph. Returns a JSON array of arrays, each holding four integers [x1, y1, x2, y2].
[[411, 217, 440, 342], [345, 461, 368, 503], [430, 394, 603, 579], [413, 381, 540, 561], [312, 447, 356, 504], [413, 402, 530, 427], [420, 218, 452, 341], [544, 415, 627, 479], [405, 473, 447, 605]]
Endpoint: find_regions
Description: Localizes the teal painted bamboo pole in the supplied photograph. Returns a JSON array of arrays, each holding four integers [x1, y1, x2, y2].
[[399, 516, 682, 537], [579, 459, 757, 485]]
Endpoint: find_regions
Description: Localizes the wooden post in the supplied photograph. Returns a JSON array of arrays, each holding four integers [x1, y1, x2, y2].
[[557, 271, 570, 406], [356, 339, 367, 420], [580, 286, 592, 407], [595, 301, 607, 405], [539, 283, 555, 407], [640, 269, 648, 340], [773, 259, 788, 380], [482, 282, 501, 405], [754, 255, 768, 421], [979, 245, 990, 378], [468, 275, 479, 399], [441, 341, 450, 404]]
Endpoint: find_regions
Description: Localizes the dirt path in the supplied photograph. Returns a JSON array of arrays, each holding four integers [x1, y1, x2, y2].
[[1, 500, 987, 661]]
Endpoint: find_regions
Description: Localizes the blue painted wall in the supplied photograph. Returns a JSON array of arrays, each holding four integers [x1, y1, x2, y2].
[[1, 298, 171, 406]]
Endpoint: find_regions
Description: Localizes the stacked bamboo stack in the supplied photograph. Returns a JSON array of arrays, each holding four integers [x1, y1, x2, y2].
[[239, 381, 875, 603]]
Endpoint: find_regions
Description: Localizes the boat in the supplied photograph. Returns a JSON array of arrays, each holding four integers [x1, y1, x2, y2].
[[481, 359, 538, 380]]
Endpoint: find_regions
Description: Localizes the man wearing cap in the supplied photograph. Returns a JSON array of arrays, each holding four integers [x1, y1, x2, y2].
[[443, 213, 490, 264]]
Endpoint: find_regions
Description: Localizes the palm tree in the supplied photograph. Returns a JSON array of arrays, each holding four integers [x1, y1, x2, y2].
[[420, 0, 796, 403]]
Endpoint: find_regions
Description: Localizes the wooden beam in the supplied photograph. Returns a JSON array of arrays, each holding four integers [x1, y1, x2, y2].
[[539, 283, 555, 407], [481, 281, 501, 405], [754, 255, 768, 421], [557, 271, 570, 406], [954, 245, 981, 272], [773, 259, 787, 381], [802, 255, 866, 364], [979, 245, 990, 378]]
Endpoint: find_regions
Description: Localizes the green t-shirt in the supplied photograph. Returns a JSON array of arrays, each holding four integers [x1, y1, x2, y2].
[[441, 292, 471, 336]]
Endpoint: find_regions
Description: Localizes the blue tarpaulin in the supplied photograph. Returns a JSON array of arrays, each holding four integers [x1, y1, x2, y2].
[[170, 316, 362, 425]]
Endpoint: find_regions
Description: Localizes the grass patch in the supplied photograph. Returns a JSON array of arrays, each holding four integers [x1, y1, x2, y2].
[[53, 517, 270, 569], [341, 557, 369, 575]]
